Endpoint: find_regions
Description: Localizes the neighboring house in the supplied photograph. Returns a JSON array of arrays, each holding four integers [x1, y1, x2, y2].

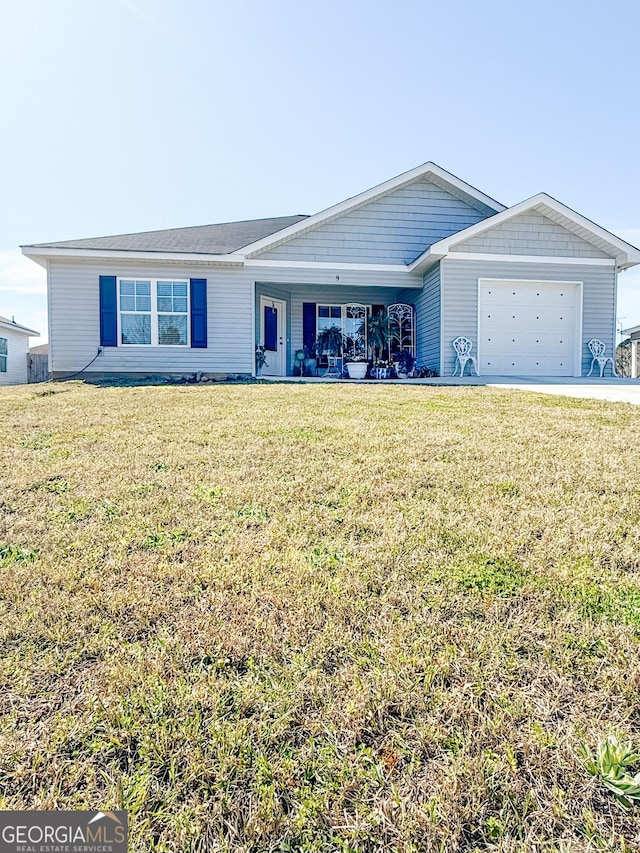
[[0, 315, 40, 386], [621, 325, 640, 378], [21, 162, 640, 380]]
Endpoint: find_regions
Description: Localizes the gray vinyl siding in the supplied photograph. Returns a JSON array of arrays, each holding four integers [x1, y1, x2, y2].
[[398, 263, 441, 371], [48, 259, 255, 376], [48, 258, 422, 376], [0, 327, 30, 385], [453, 212, 610, 258], [440, 258, 616, 376], [256, 179, 489, 264]]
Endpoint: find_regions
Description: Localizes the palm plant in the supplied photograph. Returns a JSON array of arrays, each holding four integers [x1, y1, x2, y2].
[[367, 312, 393, 363]]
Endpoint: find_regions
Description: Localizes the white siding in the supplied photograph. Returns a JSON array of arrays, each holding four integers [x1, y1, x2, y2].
[[0, 327, 30, 386], [452, 211, 610, 258], [256, 179, 489, 264], [440, 258, 615, 376]]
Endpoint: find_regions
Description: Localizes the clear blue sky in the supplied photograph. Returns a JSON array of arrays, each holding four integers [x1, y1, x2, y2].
[[2, 0, 639, 342]]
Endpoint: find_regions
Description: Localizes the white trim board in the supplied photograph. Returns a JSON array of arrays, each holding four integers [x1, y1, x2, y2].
[[245, 259, 411, 272], [21, 246, 246, 267], [446, 252, 615, 266]]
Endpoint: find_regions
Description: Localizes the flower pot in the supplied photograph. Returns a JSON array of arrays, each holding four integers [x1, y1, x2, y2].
[[303, 357, 317, 376], [346, 362, 368, 379]]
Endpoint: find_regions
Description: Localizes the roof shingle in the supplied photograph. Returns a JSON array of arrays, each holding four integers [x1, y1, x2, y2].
[[24, 215, 309, 255]]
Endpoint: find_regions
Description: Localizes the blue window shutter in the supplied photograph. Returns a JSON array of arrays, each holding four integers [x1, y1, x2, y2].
[[190, 278, 207, 348], [99, 276, 118, 346], [302, 302, 316, 355]]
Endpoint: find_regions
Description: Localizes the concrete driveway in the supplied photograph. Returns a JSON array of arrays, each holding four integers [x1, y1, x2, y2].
[[486, 376, 640, 405]]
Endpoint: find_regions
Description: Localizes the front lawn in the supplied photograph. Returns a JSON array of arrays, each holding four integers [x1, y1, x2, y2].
[[1, 381, 639, 851]]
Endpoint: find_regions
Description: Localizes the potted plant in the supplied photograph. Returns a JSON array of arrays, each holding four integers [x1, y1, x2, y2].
[[345, 356, 369, 379], [315, 324, 343, 357], [372, 359, 391, 379], [255, 345, 268, 377], [393, 349, 415, 378], [368, 312, 394, 363], [303, 345, 317, 377]]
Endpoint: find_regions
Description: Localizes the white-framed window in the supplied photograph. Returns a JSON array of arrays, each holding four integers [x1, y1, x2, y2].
[[118, 278, 189, 346], [317, 304, 342, 335], [0, 337, 7, 372]]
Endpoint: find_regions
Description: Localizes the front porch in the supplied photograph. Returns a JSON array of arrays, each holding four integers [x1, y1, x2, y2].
[[254, 281, 419, 378]]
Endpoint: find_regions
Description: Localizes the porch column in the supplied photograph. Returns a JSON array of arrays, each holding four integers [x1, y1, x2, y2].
[[632, 339, 638, 379]]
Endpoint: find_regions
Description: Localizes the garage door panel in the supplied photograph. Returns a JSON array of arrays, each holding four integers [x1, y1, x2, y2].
[[479, 280, 579, 377], [480, 354, 572, 375]]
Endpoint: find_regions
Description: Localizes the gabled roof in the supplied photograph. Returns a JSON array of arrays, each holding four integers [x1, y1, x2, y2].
[[409, 193, 640, 272], [0, 315, 40, 336], [21, 163, 505, 267], [240, 161, 506, 259], [621, 325, 640, 337], [22, 215, 309, 255]]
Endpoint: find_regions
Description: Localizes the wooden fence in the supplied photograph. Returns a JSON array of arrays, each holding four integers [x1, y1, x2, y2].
[[28, 353, 50, 383]]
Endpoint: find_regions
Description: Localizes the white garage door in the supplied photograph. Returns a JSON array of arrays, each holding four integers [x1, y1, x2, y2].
[[479, 280, 581, 376]]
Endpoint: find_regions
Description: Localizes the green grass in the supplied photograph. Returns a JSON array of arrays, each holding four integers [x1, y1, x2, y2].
[[1, 381, 640, 851]]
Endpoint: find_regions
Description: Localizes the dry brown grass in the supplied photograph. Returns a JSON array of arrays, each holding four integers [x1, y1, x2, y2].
[[1, 380, 639, 852]]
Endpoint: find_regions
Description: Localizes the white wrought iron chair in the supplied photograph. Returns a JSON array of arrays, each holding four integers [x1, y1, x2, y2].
[[587, 339, 617, 378], [324, 355, 342, 378], [452, 337, 478, 376]]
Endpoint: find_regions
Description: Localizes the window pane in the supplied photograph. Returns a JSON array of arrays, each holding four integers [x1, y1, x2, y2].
[[0, 355, 6, 373], [157, 297, 173, 313], [121, 313, 151, 345], [158, 314, 187, 345], [318, 306, 330, 318], [173, 282, 187, 297], [330, 306, 342, 318], [136, 295, 152, 312], [120, 295, 135, 311], [0, 337, 7, 356], [136, 281, 151, 296], [120, 281, 135, 295], [317, 316, 338, 333], [172, 297, 187, 313], [157, 282, 172, 297]]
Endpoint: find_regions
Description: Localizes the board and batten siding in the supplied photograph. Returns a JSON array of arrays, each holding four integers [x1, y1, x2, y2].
[[0, 327, 30, 385], [48, 259, 254, 375], [452, 211, 610, 258], [440, 258, 616, 376], [255, 179, 489, 265]]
